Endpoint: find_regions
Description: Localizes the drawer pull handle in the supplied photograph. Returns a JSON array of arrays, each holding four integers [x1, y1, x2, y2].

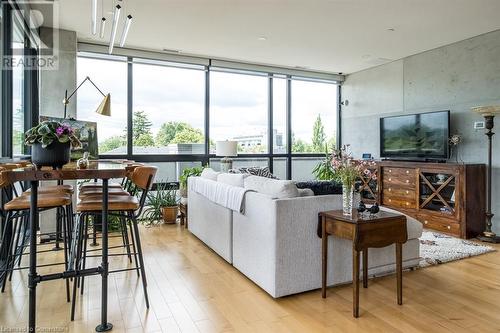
[[406, 190, 409, 194], [389, 188, 392, 192], [389, 178, 392, 182], [406, 170, 410, 174], [389, 199, 392, 202], [447, 226, 451, 230], [389, 169, 392, 173], [406, 180, 409, 183], [406, 202, 409, 206], [424, 220, 428, 224]]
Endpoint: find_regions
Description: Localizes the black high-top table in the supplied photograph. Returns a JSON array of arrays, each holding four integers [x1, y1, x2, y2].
[[2, 160, 135, 332]]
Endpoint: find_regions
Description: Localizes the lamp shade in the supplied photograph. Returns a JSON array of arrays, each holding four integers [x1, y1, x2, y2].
[[96, 93, 111, 116], [472, 105, 500, 116], [216, 140, 238, 157]]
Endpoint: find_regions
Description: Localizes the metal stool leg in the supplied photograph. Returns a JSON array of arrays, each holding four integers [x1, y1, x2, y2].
[[120, 214, 132, 263], [128, 219, 140, 277], [61, 205, 70, 303], [71, 213, 86, 321], [130, 212, 149, 308], [80, 214, 89, 295]]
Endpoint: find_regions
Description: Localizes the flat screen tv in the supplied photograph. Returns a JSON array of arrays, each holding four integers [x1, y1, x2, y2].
[[380, 110, 450, 160]]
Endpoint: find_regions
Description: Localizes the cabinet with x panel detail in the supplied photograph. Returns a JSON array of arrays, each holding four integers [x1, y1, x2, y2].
[[373, 161, 485, 239]]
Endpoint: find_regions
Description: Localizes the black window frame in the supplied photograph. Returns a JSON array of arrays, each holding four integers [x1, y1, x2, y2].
[[77, 52, 341, 180], [1, 1, 40, 158]]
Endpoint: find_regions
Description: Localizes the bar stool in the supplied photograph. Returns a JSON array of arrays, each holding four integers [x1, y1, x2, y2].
[[71, 166, 158, 320], [0, 169, 75, 300], [78, 163, 144, 193], [77, 164, 142, 247]]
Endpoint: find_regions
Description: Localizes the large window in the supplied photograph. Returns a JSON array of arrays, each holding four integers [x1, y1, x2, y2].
[[75, 51, 341, 180], [273, 78, 287, 154], [210, 71, 268, 154], [133, 61, 205, 155], [291, 80, 338, 154], [77, 56, 128, 155], [12, 43, 24, 156]]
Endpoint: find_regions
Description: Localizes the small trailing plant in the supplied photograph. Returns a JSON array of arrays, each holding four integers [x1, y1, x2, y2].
[[141, 182, 178, 226], [330, 145, 376, 189], [312, 144, 336, 181], [179, 166, 204, 189], [24, 121, 81, 148]]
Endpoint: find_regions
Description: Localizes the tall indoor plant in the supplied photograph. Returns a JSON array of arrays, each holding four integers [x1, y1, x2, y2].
[[312, 144, 335, 180], [24, 121, 81, 169], [331, 145, 376, 215], [179, 166, 204, 197]]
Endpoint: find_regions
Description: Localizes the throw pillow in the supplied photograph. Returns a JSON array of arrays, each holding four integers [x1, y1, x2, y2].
[[244, 175, 299, 199], [217, 173, 245, 187], [200, 168, 220, 181], [230, 166, 278, 179], [295, 180, 342, 196]]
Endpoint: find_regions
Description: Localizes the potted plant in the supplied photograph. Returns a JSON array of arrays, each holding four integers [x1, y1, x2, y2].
[[24, 121, 81, 169], [312, 144, 335, 181], [142, 182, 179, 225], [179, 166, 204, 198]]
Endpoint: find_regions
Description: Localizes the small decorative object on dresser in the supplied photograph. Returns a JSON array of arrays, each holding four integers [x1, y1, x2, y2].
[[472, 105, 500, 243], [24, 121, 81, 169], [449, 134, 463, 163]]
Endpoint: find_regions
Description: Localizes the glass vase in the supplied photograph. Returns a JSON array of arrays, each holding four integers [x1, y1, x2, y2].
[[342, 184, 354, 216]]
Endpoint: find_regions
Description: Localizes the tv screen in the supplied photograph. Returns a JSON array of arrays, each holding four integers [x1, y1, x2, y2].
[[380, 111, 450, 159]]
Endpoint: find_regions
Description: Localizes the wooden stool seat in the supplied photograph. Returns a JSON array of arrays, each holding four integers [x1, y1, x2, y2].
[[5, 194, 72, 210], [78, 188, 129, 199], [77, 195, 139, 212], [24, 185, 74, 195], [79, 182, 123, 190]]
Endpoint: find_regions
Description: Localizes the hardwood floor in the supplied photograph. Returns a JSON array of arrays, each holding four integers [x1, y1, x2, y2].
[[1, 224, 500, 332]]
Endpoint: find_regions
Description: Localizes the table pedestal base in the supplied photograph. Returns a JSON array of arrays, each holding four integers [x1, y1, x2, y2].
[[96, 323, 113, 332]]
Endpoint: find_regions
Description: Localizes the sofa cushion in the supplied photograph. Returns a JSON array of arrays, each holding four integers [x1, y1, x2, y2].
[[217, 173, 245, 187], [298, 188, 315, 197], [244, 176, 299, 199], [295, 180, 342, 196], [200, 168, 221, 181]]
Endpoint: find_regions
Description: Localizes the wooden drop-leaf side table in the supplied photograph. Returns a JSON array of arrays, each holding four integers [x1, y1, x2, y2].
[[319, 209, 408, 318]]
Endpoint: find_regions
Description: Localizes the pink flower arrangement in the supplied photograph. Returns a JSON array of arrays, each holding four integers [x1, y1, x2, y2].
[[330, 145, 377, 188]]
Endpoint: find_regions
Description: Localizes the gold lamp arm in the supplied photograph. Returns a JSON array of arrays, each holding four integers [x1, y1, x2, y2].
[[63, 76, 107, 118]]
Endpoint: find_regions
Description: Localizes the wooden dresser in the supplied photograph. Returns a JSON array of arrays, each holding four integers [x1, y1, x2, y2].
[[360, 161, 486, 239]]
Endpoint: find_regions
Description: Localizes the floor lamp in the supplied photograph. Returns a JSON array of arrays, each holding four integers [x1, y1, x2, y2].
[[63, 76, 111, 119], [472, 105, 500, 243]]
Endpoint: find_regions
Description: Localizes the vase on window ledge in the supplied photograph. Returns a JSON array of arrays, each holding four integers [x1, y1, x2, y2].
[[342, 184, 354, 216]]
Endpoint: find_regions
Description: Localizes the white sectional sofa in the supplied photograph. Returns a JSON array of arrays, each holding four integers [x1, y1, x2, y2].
[[188, 170, 423, 298]]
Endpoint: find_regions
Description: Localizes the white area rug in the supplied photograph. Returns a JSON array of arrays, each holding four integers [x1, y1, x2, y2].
[[419, 231, 495, 268]]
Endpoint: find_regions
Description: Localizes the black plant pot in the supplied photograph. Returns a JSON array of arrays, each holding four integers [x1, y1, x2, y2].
[[31, 141, 71, 169]]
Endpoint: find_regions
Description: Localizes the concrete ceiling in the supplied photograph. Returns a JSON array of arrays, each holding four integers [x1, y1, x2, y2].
[[41, 0, 500, 74]]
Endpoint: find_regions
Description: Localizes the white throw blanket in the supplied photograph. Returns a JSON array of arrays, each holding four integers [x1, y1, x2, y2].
[[189, 177, 251, 213]]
